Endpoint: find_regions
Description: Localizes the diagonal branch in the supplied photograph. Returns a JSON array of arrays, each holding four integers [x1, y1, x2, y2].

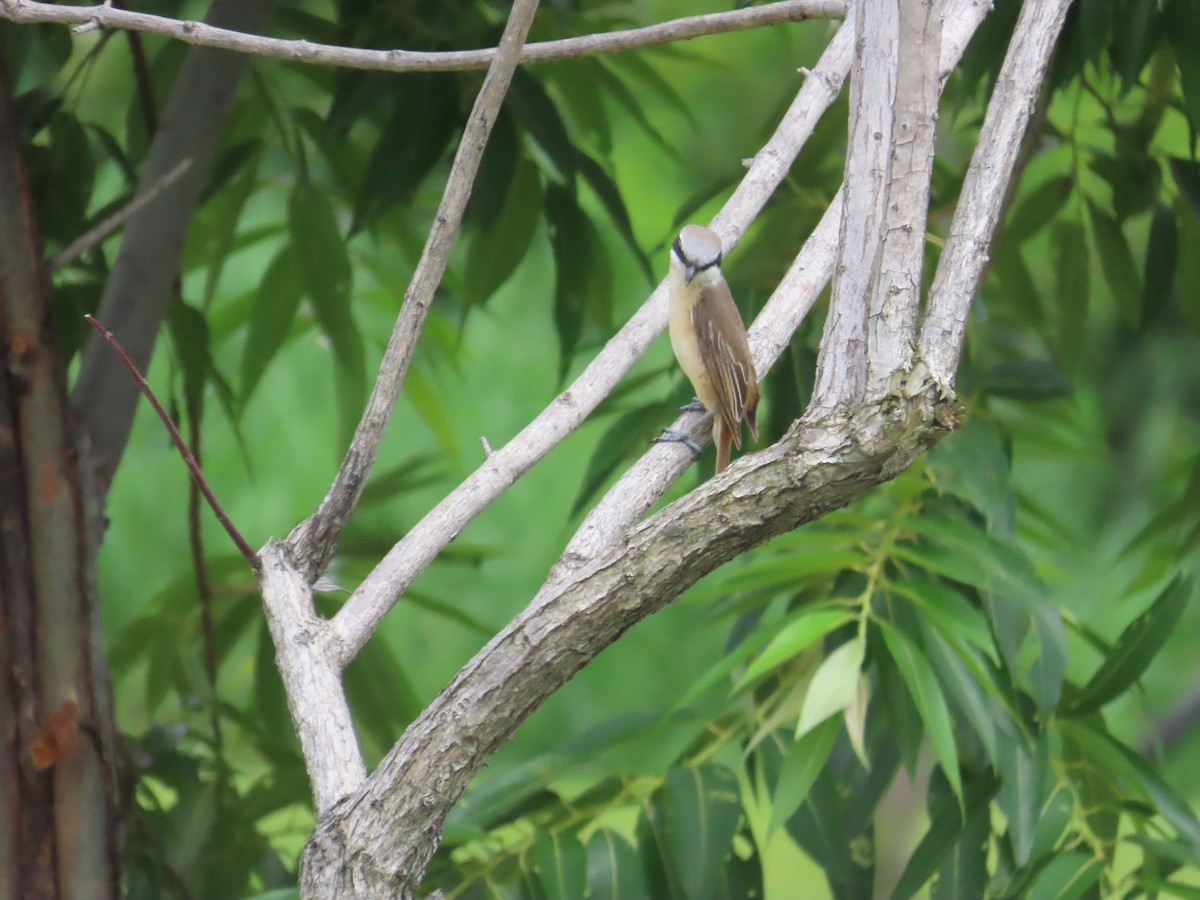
[[0, 0, 844, 73], [284, 0, 543, 581], [918, 0, 1075, 386], [325, 12, 858, 668]]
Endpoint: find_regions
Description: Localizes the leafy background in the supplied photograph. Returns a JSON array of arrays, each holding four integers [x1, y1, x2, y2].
[[8, 0, 1200, 896]]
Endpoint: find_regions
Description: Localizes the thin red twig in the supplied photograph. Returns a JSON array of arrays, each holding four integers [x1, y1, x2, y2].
[[84, 314, 259, 566]]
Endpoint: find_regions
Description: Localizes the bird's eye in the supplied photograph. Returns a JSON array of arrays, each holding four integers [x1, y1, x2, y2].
[[672, 237, 684, 261]]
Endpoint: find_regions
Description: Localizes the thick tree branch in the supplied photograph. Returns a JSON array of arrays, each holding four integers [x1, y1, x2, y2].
[[810, 0, 898, 410], [303, 388, 956, 896], [918, 0, 1075, 386], [0, 0, 844, 73], [70, 0, 277, 499], [864, 0, 941, 395], [326, 13, 858, 668], [285, 0, 542, 581]]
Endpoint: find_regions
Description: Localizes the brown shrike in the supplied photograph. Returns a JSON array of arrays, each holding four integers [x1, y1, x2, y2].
[[663, 224, 760, 474]]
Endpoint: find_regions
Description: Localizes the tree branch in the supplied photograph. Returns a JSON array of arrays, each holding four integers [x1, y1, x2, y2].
[[918, 0, 1075, 387], [810, 0, 898, 410], [284, 0, 542, 581], [69, 0, 277, 500], [303, 388, 956, 896], [864, 0, 941, 395], [325, 10, 858, 668], [0, 0, 845, 73]]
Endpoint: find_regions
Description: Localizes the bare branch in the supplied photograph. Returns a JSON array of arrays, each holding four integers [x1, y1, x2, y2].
[[918, 0, 1075, 386], [864, 0, 941, 395], [811, 0, 898, 410], [258, 543, 365, 815], [284, 0, 543, 580], [0, 0, 844, 73], [325, 13, 858, 669], [303, 386, 956, 895], [49, 159, 192, 273], [83, 314, 259, 565]]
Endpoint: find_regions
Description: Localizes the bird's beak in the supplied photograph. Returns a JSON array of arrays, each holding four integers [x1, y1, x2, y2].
[[684, 264, 697, 285]]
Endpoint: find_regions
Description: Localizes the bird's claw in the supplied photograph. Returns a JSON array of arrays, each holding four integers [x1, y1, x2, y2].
[[678, 398, 707, 413], [653, 429, 704, 455]]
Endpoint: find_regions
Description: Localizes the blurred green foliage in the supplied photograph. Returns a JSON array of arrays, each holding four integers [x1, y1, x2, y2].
[[7, 0, 1200, 896]]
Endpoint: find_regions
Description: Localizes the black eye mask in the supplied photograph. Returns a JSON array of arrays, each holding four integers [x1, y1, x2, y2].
[[672, 236, 721, 271]]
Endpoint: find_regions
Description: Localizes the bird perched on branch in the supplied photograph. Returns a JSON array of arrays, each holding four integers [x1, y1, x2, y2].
[[661, 224, 760, 474]]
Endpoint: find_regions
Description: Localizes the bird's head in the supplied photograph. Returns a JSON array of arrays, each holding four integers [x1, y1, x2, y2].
[[671, 224, 723, 286]]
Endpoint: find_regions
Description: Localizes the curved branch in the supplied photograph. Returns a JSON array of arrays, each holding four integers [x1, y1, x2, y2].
[[0, 0, 844, 73]]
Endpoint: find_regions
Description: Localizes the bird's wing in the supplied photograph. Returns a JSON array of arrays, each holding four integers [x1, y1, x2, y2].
[[692, 282, 760, 447]]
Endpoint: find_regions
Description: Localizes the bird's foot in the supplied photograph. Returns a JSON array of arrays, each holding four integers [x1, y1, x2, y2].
[[653, 429, 704, 455], [678, 398, 707, 413]]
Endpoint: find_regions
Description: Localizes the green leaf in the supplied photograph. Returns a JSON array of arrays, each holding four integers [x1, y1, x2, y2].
[[464, 155, 543, 306], [465, 108, 520, 231], [572, 402, 673, 516], [1161, 0, 1200, 132], [995, 730, 1050, 866], [1052, 221, 1089, 377], [892, 580, 995, 660], [1091, 150, 1162, 222], [768, 718, 840, 834], [545, 183, 594, 380], [975, 359, 1073, 401], [650, 765, 743, 900], [1086, 199, 1141, 326], [1111, 0, 1161, 92], [891, 769, 998, 900], [1143, 201, 1178, 328], [241, 246, 304, 405], [1067, 575, 1192, 716], [585, 829, 648, 900], [738, 608, 854, 689], [507, 69, 577, 186], [1005, 175, 1072, 243], [1061, 720, 1200, 851], [288, 183, 364, 445], [575, 149, 654, 283], [404, 366, 460, 464], [530, 830, 587, 900], [989, 238, 1045, 327], [351, 73, 459, 231], [1023, 852, 1103, 900], [877, 623, 962, 803], [796, 635, 865, 738]]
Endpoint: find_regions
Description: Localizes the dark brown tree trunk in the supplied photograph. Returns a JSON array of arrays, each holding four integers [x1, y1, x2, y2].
[[0, 48, 122, 900]]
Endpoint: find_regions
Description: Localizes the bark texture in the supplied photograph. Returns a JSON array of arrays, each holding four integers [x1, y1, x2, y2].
[[0, 50, 122, 900]]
